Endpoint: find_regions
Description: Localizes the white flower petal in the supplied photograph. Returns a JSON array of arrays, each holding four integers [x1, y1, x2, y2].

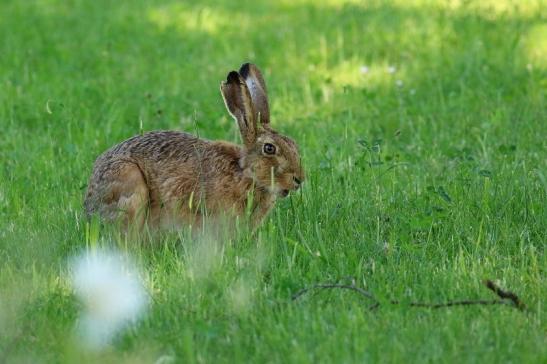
[[71, 249, 148, 350]]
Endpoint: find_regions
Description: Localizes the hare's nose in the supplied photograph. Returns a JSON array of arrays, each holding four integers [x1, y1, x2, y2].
[[293, 176, 302, 189]]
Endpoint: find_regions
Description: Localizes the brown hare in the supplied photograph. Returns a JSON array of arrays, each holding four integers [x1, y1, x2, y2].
[[84, 63, 304, 231]]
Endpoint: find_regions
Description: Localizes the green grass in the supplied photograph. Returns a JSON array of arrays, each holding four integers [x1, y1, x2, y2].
[[1, 0, 546, 362]]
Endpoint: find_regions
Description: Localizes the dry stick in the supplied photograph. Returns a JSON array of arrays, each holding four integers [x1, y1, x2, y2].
[[484, 279, 526, 310], [292, 279, 526, 311]]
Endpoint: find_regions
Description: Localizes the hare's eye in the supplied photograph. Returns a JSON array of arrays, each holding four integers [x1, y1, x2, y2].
[[263, 143, 276, 155]]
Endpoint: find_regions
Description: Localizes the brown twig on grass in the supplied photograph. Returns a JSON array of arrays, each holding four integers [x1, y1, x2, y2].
[[292, 279, 526, 311], [484, 279, 526, 310]]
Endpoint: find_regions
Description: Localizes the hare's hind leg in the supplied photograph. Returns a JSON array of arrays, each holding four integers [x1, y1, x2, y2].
[[85, 160, 149, 229]]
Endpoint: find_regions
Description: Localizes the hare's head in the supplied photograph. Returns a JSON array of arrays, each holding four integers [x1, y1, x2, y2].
[[221, 63, 304, 198]]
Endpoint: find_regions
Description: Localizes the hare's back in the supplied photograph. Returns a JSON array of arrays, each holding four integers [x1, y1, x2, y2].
[[89, 130, 212, 199], [104, 130, 208, 162]]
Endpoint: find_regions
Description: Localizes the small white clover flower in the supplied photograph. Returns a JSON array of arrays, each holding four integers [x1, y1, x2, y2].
[[359, 65, 369, 74], [387, 65, 396, 74], [395, 79, 404, 87], [72, 249, 148, 350]]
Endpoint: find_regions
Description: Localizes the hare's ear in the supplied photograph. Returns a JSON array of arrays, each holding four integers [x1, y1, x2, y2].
[[239, 63, 270, 126], [220, 71, 257, 147]]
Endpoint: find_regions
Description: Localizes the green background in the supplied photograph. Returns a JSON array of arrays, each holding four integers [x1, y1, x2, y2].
[[0, 0, 545, 363]]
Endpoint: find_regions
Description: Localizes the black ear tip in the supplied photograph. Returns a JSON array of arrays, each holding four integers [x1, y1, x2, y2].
[[239, 63, 251, 78], [226, 71, 240, 83]]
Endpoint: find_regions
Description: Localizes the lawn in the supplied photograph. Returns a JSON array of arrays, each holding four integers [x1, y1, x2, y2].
[[0, 0, 545, 362]]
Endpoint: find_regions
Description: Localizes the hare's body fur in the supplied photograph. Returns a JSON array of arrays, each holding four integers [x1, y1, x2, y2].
[[84, 64, 303, 230], [84, 131, 275, 228]]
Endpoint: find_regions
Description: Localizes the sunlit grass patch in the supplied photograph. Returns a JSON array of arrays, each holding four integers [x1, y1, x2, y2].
[[522, 23, 547, 69], [389, 0, 544, 20], [314, 59, 407, 89], [279, 0, 366, 9], [147, 3, 251, 35]]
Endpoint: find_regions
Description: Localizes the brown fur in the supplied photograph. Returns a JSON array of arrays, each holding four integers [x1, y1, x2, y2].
[[84, 64, 304, 230]]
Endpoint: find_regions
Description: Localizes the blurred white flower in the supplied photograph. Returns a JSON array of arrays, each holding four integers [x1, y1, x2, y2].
[[359, 65, 369, 74], [395, 79, 404, 87], [71, 249, 148, 350], [387, 65, 396, 74], [409, 88, 416, 95]]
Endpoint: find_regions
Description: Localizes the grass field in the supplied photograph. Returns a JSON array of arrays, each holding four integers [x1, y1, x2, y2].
[[1, 0, 546, 362]]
